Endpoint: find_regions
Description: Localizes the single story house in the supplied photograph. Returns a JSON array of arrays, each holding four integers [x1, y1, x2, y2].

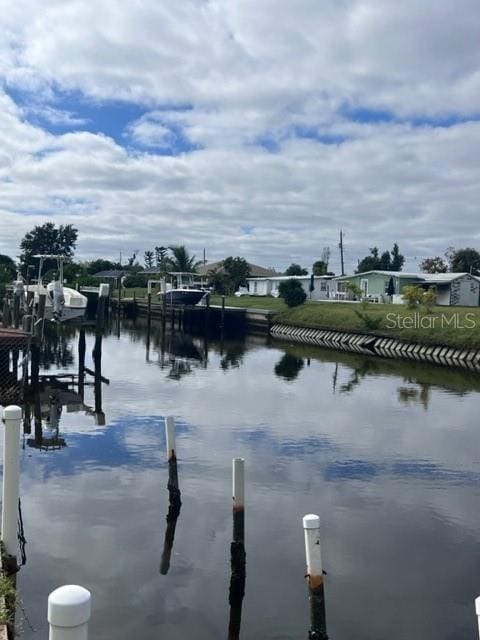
[[333, 270, 480, 306], [421, 272, 480, 306], [246, 275, 335, 300], [196, 261, 279, 278], [332, 271, 423, 302]]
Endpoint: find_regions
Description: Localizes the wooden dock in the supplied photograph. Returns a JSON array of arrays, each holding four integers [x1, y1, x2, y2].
[[0, 328, 31, 407]]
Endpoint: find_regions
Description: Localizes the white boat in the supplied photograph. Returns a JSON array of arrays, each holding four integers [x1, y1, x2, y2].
[[157, 272, 208, 306], [26, 255, 88, 322]]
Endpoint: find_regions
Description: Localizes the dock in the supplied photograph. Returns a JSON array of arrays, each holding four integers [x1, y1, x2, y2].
[[0, 328, 31, 407]]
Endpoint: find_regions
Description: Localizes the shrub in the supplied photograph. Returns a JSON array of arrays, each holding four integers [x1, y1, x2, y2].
[[422, 288, 437, 313], [123, 273, 148, 288], [278, 279, 307, 307], [402, 285, 423, 308], [354, 310, 383, 330]]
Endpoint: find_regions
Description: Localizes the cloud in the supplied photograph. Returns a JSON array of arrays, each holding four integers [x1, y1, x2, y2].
[[0, 1, 480, 270]]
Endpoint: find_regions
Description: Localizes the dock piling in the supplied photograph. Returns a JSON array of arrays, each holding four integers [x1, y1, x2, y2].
[[48, 585, 91, 640], [303, 514, 328, 639], [229, 457, 246, 639], [476, 597, 480, 638], [160, 415, 182, 574], [1, 405, 22, 569]]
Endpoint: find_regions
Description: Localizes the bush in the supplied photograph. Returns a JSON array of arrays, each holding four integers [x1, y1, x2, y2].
[[354, 310, 383, 330], [123, 273, 148, 288], [402, 285, 423, 308], [278, 279, 307, 307]]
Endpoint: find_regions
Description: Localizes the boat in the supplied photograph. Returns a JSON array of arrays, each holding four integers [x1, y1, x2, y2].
[[26, 255, 88, 322], [157, 272, 208, 306]]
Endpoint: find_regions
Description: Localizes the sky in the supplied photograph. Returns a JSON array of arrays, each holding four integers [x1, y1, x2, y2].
[[1, 0, 480, 274]]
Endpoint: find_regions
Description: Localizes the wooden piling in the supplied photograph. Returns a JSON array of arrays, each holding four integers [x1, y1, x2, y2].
[[160, 416, 182, 575], [78, 328, 86, 400], [229, 458, 246, 639]]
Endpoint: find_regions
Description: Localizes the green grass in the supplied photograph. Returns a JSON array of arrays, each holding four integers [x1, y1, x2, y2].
[[278, 301, 480, 348], [210, 295, 287, 311]]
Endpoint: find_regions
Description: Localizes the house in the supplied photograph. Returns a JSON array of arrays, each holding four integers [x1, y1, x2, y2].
[[421, 272, 480, 306], [196, 261, 279, 278], [333, 270, 480, 306], [332, 271, 423, 302], [246, 275, 335, 300]]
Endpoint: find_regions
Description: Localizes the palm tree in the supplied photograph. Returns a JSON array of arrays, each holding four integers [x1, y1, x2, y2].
[[167, 246, 202, 272]]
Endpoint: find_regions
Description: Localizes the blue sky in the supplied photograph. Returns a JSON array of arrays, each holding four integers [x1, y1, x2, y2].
[[1, 0, 480, 273]]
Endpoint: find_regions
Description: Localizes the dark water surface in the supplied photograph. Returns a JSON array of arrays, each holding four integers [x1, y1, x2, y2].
[[12, 319, 480, 639]]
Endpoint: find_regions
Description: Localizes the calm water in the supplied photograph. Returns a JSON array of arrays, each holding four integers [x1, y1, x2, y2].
[[10, 319, 480, 639]]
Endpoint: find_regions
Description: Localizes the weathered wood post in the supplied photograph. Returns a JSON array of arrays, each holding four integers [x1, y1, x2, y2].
[[162, 288, 167, 332], [303, 514, 328, 639], [92, 284, 108, 426], [36, 293, 46, 340], [48, 585, 91, 640], [229, 457, 246, 639], [147, 281, 152, 324], [204, 292, 210, 336], [12, 295, 20, 329], [1, 405, 22, 570], [160, 416, 182, 575], [78, 327, 86, 400]]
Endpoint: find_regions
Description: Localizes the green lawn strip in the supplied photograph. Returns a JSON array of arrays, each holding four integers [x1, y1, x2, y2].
[[277, 302, 480, 348], [210, 295, 287, 311]]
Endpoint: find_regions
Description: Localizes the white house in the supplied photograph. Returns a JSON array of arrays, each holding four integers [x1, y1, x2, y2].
[[246, 275, 335, 300]]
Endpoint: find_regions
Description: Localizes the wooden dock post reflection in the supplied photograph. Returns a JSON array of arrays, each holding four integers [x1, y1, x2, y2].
[[78, 327, 86, 400], [92, 284, 108, 426], [228, 458, 246, 639], [303, 514, 328, 640], [160, 416, 182, 575]]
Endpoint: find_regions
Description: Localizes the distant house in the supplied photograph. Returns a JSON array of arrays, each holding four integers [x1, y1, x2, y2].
[[246, 275, 335, 300], [333, 271, 423, 302], [92, 269, 127, 286], [421, 272, 480, 306], [332, 270, 480, 306], [196, 261, 279, 278]]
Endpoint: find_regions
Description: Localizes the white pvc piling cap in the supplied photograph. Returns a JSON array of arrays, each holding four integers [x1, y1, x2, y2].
[[99, 283, 109, 298], [475, 596, 480, 615], [48, 585, 91, 628], [303, 514, 320, 529], [3, 405, 22, 422]]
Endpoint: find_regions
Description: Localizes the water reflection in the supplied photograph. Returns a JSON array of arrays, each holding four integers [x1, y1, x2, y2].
[[274, 352, 304, 381], [15, 318, 480, 640]]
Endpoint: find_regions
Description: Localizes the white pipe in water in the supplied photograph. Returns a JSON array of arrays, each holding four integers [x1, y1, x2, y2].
[[232, 458, 245, 510], [1, 405, 22, 559], [303, 514, 323, 588], [48, 585, 91, 640]]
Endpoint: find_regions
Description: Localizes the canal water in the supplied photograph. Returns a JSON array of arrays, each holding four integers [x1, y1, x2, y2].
[[12, 319, 480, 639]]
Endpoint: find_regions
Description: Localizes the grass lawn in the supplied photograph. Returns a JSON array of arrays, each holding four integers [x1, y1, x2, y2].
[[120, 291, 480, 348], [210, 295, 287, 311], [211, 297, 480, 348]]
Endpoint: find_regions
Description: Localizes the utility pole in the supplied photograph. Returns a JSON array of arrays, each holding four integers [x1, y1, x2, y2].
[[339, 230, 345, 276]]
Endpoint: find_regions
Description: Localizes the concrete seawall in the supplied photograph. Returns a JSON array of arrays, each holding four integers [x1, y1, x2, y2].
[[270, 323, 480, 372]]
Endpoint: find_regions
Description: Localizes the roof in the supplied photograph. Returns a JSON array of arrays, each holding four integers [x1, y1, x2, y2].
[[197, 260, 279, 277], [335, 270, 423, 281], [246, 274, 334, 281], [92, 270, 126, 278], [421, 272, 473, 283]]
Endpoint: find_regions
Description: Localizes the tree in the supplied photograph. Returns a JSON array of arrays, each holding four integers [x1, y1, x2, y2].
[[86, 259, 117, 275], [390, 243, 405, 271], [167, 246, 201, 272], [144, 250, 154, 269], [19, 223, 78, 274], [207, 267, 228, 294], [449, 248, 480, 273], [419, 256, 448, 273], [222, 257, 251, 295], [312, 260, 328, 276], [285, 263, 308, 276], [278, 279, 307, 307], [379, 251, 391, 270], [155, 246, 168, 270], [357, 247, 380, 273], [357, 244, 404, 273], [0, 255, 16, 279]]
